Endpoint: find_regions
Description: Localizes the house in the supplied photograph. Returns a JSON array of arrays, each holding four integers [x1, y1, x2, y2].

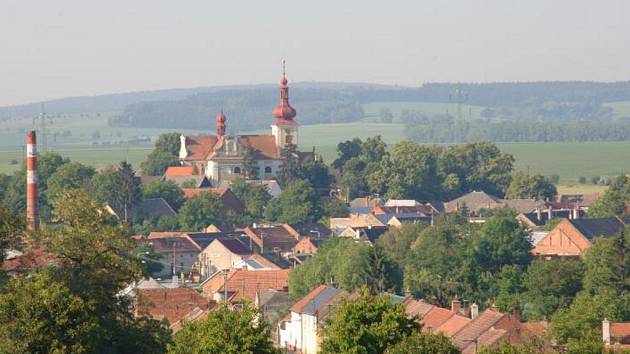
[[200, 268, 289, 304], [164, 166, 196, 177], [136, 232, 202, 277], [232, 254, 281, 270], [182, 187, 246, 215], [554, 193, 601, 210], [278, 285, 350, 354], [348, 196, 382, 215], [531, 217, 629, 258], [241, 224, 301, 254], [197, 237, 253, 278], [288, 222, 332, 239], [443, 191, 545, 216], [293, 237, 328, 255], [451, 308, 525, 353], [164, 175, 212, 189], [330, 214, 388, 242], [177, 66, 310, 186], [516, 208, 585, 230], [402, 298, 472, 337], [603, 318, 630, 349], [105, 197, 177, 223], [220, 179, 283, 198], [135, 287, 215, 329]]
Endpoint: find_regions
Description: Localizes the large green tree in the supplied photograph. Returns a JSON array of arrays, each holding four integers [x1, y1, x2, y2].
[[276, 143, 300, 187], [375, 223, 425, 270], [288, 238, 401, 298], [320, 292, 419, 354], [168, 304, 277, 354], [505, 171, 557, 200], [178, 192, 223, 230], [230, 178, 271, 221], [264, 179, 322, 224], [38, 189, 171, 352], [46, 162, 95, 200], [522, 259, 585, 320], [0, 271, 101, 353], [115, 161, 142, 222], [142, 179, 185, 210], [141, 132, 181, 176], [588, 175, 630, 217], [241, 146, 260, 180]]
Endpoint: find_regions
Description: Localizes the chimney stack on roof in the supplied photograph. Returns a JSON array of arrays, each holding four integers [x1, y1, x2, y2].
[[26, 131, 39, 232], [470, 303, 479, 319], [451, 300, 462, 314]]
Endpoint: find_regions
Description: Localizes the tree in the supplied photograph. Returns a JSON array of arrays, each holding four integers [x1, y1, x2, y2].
[[90, 166, 120, 205], [385, 332, 459, 354], [505, 171, 557, 200], [115, 161, 141, 222], [230, 178, 271, 220], [320, 292, 419, 354], [43, 189, 172, 352], [522, 259, 585, 320], [471, 211, 532, 274], [582, 230, 630, 299], [332, 138, 362, 171], [141, 132, 181, 176], [299, 158, 333, 191], [168, 304, 277, 354], [338, 157, 368, 199], [264, 179, 322, 224], [276, 143, 301, 187], [241, 146, 259, 180], [0, 271, 101, 353], [378, 108, 394, 123], [322, 199, 350, 219], [46, 162, 95, 199], [0, 207, 23, 267], [288, 238, 401, 298], [588, 175, 630, 217], [376, 223, 425, 270], [404, 225, 467, 306], [178, 192, 223, 230], [143, 179, 185, 210]]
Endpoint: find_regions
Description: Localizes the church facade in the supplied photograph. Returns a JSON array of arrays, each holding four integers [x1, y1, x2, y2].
[[178, 65, 299, 186]]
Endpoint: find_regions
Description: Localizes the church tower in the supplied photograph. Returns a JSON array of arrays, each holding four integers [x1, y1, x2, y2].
[[271, 60, 298, 148]]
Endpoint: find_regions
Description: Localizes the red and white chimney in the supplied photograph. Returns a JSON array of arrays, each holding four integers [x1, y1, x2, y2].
[[26, 130, 39, 231]]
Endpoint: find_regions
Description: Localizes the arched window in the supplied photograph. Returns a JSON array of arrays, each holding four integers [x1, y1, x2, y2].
[[264, 166, 272, 174], [233, 166, 241, 174]]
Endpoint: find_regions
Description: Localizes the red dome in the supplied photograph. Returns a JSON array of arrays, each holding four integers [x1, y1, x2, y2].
[[273, 102, 296, 120], [215, 111, 226, 123]]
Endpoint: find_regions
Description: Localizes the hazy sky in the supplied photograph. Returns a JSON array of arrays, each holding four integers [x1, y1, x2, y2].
[[1, 0, 629, 106]]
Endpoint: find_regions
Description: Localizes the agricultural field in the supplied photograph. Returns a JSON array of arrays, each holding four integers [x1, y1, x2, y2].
[[1, 116, 628, 194], [604, 101, 630, 119], [362, 101, 484, 121]]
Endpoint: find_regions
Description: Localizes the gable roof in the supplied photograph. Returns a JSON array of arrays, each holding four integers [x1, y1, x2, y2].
[[242, 225, 300, 253], [569, 217, 629, 240], [288, 222, 333, 238], [452, 309, 509, 349], [142, 232, 202, 253], [290, 285, 349, 317], [201, 269, 289, 302], [164, 166, 195, 176], [164, 175, 210, 188], [329, 214, 387, 230], [136, 287, 213, 325], [444, 191, 544, 214], [107, 198, 177, 221], [182, 134, 281, 162], [213, 237, 252, 256]]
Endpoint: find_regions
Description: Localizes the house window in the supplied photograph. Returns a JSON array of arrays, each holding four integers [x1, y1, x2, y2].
[[234, 166, 241, 174], [264, 166, 272, 174]]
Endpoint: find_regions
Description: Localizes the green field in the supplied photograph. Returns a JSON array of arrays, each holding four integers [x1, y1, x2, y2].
[[605, 101, 630, 119], [362, 101, 484, 121], [0, 119, 630, 186]]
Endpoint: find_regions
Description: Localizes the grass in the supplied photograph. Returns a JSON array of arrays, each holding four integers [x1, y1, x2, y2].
[[604, 101, 630, 119]]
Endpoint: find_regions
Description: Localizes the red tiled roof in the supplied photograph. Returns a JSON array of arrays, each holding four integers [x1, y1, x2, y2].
[[182, 134, 281, 162], [238, 135, 280, 160], [403, 298, 435, 318], [452, 309, 507, 349], [422, 307, 456, 332], [182, 135, 218, 161], [142, 233, 202, 253], [136, 288, 213, 325], [611, 323, 630, 339], [436, 314, 471, 337], [1, 248, 54, 272], [164, 166, 195, 176], [201, 269, 289, 303], [242, 225, 300, 253], [290, 285, 328, 313], [461, 328, 507, 354]]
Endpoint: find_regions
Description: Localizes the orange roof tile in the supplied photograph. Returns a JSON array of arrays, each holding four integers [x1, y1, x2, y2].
[[436, 314, 471, 336], [422, 307, 455, 333], [182, 134, 281, 162], [136, 288, 214, 325], [202, 269, 289, 303], [164, 166, 195, 176], [403, 299, 435, 318]]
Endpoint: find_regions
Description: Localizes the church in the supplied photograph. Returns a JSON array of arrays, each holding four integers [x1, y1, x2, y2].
[[177, 64, 304, 186]]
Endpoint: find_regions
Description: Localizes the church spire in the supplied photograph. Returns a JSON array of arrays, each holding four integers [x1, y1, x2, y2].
[[272, 60, 296, 120]]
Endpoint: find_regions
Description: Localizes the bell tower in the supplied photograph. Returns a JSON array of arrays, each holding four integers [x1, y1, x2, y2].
[[271, 60, 298, 148]]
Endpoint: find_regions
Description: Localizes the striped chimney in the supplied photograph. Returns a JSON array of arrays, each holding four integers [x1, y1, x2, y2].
[[26, 130, 39, 231]]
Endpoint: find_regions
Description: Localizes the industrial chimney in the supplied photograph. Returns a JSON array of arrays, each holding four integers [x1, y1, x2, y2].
[[26, 130, 39, 231]]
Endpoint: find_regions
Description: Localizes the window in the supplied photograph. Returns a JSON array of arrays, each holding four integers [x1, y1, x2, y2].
[[264, 166, 272, 173], [233, 166, 241, 174]]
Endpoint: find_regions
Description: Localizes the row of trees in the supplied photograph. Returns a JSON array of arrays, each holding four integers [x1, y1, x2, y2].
[[333, 137, 556, 201]]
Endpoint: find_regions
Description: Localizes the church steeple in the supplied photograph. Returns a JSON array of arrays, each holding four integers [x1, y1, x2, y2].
[[272, 60, 297, 121]]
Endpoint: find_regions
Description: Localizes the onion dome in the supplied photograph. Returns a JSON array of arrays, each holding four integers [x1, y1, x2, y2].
[[272, 60, 297, 120]]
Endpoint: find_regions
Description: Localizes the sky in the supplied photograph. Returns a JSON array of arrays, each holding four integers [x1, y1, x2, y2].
[[1, 0, 629, 106]]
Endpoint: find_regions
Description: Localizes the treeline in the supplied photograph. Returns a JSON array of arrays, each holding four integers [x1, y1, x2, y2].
[[110, 88, 364, 132], [406, 117, 630, 143]]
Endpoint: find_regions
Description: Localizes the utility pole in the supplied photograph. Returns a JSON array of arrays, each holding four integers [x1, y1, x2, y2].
[[449, 86, 469, 121]]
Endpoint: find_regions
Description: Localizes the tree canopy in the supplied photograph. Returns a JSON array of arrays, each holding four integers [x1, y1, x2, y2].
[[264, 179, 322, 224], [178, 192, 223, 230]]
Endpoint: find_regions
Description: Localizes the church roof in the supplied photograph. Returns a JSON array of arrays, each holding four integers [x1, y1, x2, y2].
[[182, 134, 280, 161]]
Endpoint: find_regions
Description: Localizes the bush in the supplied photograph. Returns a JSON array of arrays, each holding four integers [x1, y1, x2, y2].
[[578, 176, 587, 184], [589, 176, 600, 184]]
